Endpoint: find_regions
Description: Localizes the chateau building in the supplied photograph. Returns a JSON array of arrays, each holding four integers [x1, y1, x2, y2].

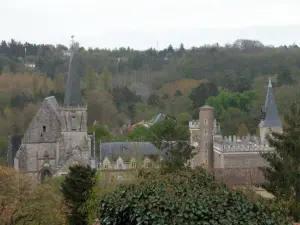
[[11, 46, 95, 183], [98, 79, 281, 185], [188, 79, 281, 170], [9, 41, 280, 186]]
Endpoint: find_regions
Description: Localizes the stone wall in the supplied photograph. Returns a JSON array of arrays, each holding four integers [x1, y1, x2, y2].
[[212, 168, 265, 185], [223, 153, 268, 168], [60, 106, 87, 132], [23, 99, 61, 144]]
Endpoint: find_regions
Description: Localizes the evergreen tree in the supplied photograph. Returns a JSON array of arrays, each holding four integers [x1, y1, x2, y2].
[[261, 100, 300, 221], [61, 165, 96, 225], [277, 68, 295, 86], [101, 67, 112, 92], [173, 89, 183, 99], [148, 116, 194, 173]]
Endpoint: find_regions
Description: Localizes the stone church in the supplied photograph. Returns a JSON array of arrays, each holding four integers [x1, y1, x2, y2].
[[12, 47, 95, 183]]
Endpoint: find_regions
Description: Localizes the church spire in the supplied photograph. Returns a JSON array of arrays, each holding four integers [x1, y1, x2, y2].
[[259, 78, 282, 127], [63, 39, 83, 107]]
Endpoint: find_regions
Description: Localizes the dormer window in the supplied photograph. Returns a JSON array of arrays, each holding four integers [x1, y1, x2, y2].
[[71, 116, 76, 131]]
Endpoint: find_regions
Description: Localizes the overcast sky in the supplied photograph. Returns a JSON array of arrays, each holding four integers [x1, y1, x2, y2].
[[1, 0, 300, 49]]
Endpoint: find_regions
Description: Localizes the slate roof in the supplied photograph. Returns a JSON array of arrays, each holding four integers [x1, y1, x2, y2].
[[100, 142, 160, 162], [63, 49, 83, 107], [44, 96, 61, 120], [200, 105, 213, 110], [259, 79, 282, 127], [148, 113, 166, 124]]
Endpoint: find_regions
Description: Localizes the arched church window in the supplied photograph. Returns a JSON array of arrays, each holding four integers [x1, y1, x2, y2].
[[71, 116, 76, 131]]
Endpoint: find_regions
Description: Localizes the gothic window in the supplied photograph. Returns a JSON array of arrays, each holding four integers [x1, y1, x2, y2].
[[43, 126, 46, 132], [71, 116, 76, 131]]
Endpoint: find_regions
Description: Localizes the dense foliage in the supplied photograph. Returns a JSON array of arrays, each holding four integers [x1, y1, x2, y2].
[[99, 168, 290, 224], [127, 117, 194, 172], [261, 99, 300, 222], [61, 165, 96, 225], [0, 166, 67, 225]]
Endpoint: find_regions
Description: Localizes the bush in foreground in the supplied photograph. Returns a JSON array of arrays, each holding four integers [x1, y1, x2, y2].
[[99, 169, 291, 225]]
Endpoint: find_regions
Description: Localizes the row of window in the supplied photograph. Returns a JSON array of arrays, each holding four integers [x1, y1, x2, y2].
[[103, 161, 136, 169]]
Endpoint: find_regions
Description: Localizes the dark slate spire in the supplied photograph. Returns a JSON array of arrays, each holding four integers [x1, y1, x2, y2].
[[259, 78, 282, 127], [63, 45, 83, 107]]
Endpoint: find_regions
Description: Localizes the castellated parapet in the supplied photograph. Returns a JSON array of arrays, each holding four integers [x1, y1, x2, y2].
[[213, 135, 273, 153], [189, 120, 201, 129]]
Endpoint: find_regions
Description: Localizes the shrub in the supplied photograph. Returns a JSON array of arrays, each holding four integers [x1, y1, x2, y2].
[[99, 168, 291, 225]]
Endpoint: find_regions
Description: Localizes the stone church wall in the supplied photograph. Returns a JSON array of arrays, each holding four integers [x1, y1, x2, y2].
[[23, 100, 61, 144]]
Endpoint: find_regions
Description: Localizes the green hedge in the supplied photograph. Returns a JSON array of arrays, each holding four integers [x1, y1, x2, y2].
[[99, 169, 291, 224]]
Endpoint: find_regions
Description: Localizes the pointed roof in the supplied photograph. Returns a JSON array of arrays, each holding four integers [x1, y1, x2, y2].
[[259, 78, 282, 127], [63, 47, 83, 107], [148, 113, 166, 124]]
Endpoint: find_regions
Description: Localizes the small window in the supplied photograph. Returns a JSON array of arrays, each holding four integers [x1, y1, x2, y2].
[[71, 116, 76, 130], [104, 164, 108, 169], [204, 119, 208, 124], [205, 159, 208, 164], [43, 126, 46, 132], [205, 142, 208, 148], [204, 129, 208, 135]]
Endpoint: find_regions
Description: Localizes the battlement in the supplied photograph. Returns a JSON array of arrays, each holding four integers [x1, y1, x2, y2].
[[213, 135, 273, 153], [189, 120, 200, 129]]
